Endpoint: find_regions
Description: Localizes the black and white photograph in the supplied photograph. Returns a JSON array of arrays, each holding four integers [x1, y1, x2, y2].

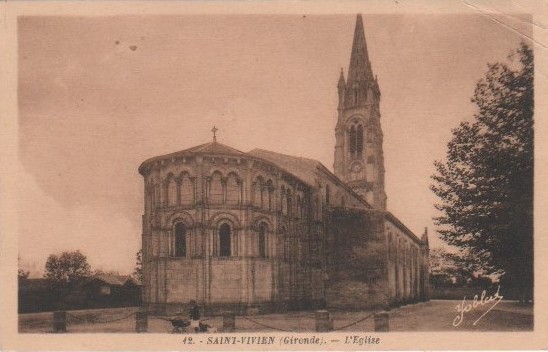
[[1, 1, 546, 350]]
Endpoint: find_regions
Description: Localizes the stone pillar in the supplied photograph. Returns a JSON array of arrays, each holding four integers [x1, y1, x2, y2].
[[135, 311, 148, 333], [374, 312, 389, 332], [52, 311, 66, 333], [223, 311, 235, 332], [315, 310, 332, 332]]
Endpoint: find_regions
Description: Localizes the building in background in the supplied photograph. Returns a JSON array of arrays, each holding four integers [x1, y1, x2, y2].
[[18, 274, 141, 313], [139, 14, 429, 314], [83, 274, 142, 309]]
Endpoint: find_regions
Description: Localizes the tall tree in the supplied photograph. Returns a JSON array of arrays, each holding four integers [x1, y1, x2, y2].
[[431, 43, 533, 302], [44, 250, 92, 285]]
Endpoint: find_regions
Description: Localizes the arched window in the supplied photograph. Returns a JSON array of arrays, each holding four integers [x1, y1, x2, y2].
[[226, 173, 240, 205], [209, 172, 223, 204], [174, 223, 186, 257], [219, 223, 231, 257], [325, 185, 330, 205], [167, 176, 177, 206], [253, 177, 263, 207], [286, 189, 292, 215], [266, 180, 273, 210], [357, 125, 363, 156], [261, 184, 268, 209], [349, 123, 364, 158], [349, 125, 356, 155], [180, 174, 194, 205], [258, 223, 267, 258]]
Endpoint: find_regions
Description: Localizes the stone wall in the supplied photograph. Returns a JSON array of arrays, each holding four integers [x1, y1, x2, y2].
[[140, 148, 428, 313], [141, 153, 328, 313], [385, 217, 429, 306], [324, 208, 388, 310]]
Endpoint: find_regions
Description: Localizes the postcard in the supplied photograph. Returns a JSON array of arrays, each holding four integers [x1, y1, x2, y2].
[[1, 0, 547, 350]]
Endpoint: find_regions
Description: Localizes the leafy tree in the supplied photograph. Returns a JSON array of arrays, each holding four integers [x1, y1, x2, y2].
[[431, 43, 533, 302], [429, 248, 459, 287], [133, 249, 143, 283], [429, 247, 491, 287], [44, 250, 92, 285]]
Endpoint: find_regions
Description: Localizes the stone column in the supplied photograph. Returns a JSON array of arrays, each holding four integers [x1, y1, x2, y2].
[[315, 310, 332, 332], [135, 310, 148, 333], [374, 312, 389, 332], [223, 312, 236, 332], [52, 311, 66, 333]]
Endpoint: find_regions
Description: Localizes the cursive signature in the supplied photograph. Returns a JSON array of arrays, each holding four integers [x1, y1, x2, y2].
[[453, 285, 503, 327]]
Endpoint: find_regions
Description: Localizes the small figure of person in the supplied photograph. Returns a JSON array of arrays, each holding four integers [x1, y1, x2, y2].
[[189, 300, 200, 333]]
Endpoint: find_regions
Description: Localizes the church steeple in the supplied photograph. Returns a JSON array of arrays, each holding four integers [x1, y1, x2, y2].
[[333, 14, 386, 210], [344, 14, 377, 109], [346, 14, 373, 85], [337, 68, 346, 109]]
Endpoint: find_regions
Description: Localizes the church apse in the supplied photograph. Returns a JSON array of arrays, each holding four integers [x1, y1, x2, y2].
[[139, 142, 330, 314]]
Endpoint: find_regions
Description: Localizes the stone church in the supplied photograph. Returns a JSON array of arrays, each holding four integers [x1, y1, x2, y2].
[[139, 14, 430, 314]]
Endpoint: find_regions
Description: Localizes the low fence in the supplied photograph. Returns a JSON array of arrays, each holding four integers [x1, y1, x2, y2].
[[19, 306, 139, 332], [47, 309, 390, 333]]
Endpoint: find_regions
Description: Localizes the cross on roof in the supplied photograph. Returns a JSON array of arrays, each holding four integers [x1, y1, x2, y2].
[[211, 126, 218, 142]]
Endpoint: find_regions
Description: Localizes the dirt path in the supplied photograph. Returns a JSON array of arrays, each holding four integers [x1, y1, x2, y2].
[[387, 300, 532, 331]]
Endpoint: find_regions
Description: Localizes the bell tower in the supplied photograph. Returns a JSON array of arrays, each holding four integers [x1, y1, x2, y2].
[[334, 14, 387, 210]]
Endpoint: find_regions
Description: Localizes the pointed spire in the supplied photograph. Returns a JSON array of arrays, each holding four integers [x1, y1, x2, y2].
[[343, 14, 375, 109], [346, 14, 373, 86], [338, 68, 346, 89], [338, 67, 346, 89], [421, 227, 429, 247], [337, 68, 346, 110]]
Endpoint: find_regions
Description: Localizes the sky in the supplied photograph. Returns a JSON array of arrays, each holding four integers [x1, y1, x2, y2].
[[17, 14, 532, 276]]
